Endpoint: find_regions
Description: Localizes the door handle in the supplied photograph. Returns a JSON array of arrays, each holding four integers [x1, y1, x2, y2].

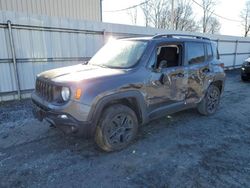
[[159, 74, 171, 85]]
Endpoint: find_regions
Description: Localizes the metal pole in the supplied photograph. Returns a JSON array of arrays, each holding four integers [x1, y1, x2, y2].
[[7, 20, 21, 100], [100, 0, 103, 22], [233, 40, 238, 68], [171, 0, 175, 30], [216, 39, 219, 47]]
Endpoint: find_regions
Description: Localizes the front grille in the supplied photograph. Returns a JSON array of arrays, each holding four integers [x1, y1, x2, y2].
[[35, 79, 54, 102]]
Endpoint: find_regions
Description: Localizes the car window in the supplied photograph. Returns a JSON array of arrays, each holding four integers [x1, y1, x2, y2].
[[206, 43, 213, 61], [148, 44, 181, 69], [156, 46, 180, 68], [89, 40, 148, 69], [187, 42, 205, 65]]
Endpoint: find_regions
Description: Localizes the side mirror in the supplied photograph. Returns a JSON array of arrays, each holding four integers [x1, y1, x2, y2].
[[156, 60, 167, 71]]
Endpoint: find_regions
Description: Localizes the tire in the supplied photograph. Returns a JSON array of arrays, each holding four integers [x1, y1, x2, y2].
[[241, 76, 248, 82], [95, 104, 138, 152], [197, 85, 221, 116]]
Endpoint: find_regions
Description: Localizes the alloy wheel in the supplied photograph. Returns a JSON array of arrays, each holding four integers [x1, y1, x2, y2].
[[207, 88, 220, 113], [105, 113, 134, 146]]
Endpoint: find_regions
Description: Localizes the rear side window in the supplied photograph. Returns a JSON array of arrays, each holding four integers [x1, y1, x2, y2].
[[206, 43, 213, 61], [187, 42, 205, 65]]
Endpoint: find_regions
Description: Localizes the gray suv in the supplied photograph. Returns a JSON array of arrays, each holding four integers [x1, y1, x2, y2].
[[32, 34, 226, 151]]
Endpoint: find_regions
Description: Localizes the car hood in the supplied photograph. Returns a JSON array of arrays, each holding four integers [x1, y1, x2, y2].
[[38, 64, 125, 83]]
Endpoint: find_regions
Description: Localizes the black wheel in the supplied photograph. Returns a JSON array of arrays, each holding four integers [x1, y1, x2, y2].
[[197, 85, 221, 116], [95, 104, 138, 152]]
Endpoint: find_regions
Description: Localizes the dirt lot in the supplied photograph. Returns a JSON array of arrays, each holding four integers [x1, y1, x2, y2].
[[0, 69, 250, 188]]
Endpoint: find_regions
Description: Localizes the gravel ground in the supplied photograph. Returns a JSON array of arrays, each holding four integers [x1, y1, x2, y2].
[[0, 69, 250, 188]]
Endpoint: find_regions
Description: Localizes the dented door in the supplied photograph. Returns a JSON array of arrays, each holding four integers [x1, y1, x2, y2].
[[144, 42, 188, 112], [186, 63, 212, 103], [146, 66, 188, 110], [185, 42, 213, 104]]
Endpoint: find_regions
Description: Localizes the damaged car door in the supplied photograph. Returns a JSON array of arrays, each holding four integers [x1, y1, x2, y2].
[[146, 43, 188, 118], [185, 42, 214, 104]]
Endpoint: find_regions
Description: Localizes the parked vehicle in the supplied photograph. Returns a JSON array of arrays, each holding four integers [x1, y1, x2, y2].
[[241, 57, 250, 81], [32, 34, 226, 152]]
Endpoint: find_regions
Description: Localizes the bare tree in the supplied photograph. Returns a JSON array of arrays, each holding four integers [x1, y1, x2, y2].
[[200, 0, 220, 33], [140, 0, 169, 29], [140, 0, 199, 31], [150, 0, 169, 28], [140, 1, 151, 27], [206, 16, 220, 34], [171, 0, 200, 32], [127, 7, 138, 25], [240, 0, 250, 37]]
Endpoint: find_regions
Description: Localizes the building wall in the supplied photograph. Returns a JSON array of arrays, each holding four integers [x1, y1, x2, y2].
[[0, 0, 101, 21]]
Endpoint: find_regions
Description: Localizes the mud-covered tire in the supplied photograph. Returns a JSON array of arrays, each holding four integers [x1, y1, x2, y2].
[[197, 85, 221, 116], [95, 104, 138, 152]]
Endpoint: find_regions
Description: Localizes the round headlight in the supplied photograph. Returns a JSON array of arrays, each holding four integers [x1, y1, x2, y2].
[[61, 87, 70, 101]]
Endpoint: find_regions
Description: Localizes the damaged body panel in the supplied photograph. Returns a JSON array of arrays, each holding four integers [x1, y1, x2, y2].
[[32, 34, 226, 151]]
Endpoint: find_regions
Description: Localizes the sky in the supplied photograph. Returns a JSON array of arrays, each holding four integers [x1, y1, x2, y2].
[[102, 0, 246, 37]]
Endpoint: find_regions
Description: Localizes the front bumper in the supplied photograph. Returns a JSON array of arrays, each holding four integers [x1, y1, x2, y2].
[[32, 98, 94, 137]]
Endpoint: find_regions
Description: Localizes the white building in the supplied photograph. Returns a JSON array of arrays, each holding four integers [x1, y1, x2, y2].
[[0, 0, 102, 21]]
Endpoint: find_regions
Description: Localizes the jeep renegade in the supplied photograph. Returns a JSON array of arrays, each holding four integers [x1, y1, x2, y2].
[[32, 34, 226, 152]]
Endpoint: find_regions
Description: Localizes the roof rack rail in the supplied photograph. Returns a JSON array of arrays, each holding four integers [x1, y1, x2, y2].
[[153, 34, 210, 40]]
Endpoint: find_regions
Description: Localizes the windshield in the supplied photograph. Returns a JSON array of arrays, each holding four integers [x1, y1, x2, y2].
[[89, 40, 148, 68]]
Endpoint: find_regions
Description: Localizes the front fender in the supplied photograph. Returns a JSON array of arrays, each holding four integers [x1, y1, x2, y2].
[[87, 90, 148, 126]]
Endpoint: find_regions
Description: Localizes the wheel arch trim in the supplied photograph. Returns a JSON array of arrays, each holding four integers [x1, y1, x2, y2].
[[88, 90, 148, 127]]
